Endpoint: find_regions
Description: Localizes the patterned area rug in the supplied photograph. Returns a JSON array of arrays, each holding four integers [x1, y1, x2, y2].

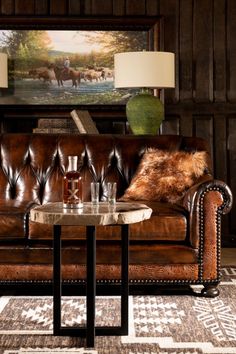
[[0, 267, 236, 354]]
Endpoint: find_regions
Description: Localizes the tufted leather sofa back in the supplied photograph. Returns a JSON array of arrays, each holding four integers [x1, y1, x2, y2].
[[0, 134, 212, 206]]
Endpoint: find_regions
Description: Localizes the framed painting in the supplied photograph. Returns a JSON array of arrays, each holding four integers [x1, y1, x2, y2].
[[0, 17, 161, 110]]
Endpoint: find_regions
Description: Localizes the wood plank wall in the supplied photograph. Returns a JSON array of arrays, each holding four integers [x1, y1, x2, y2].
[[0, 0, 235, 245]]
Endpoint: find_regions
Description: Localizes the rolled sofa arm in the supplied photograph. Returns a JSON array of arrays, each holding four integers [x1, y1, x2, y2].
[[183, 175, 233, 216], [181, 176, 233, 282]]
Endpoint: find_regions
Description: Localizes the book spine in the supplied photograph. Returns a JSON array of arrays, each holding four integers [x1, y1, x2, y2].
[[78, 111, 99, 134], [33, 128, 78, 134], [70, 110, 87, 134], [38, 118, 77, 129]]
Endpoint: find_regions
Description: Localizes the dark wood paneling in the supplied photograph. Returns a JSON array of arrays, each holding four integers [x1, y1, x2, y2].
[[146, 0, 160, 16], [179, 113, 193, 137], [179, 0, 193, 101], [227, 0, 236, 102], [112, 0, 125, 16], [50, 0, 67, 15], [214, 115, 227, 181], [161, 116, 180, 135], [126, 0, 146, 15], [68, 0, 81, 15], [35, 0, 49, 15], [0, 0, 14, 14], [194, 115, 214, 163], [213, 0, 226, 102], [15, 0, 34, 14], [91, 0, 113, 15], [193, 0, 213, 102], [83, 0, 92, 15], [160, 0, 179, 104]]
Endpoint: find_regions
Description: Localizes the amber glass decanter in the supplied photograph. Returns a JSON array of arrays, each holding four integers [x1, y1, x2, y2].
[[63, 156, 83, 209]]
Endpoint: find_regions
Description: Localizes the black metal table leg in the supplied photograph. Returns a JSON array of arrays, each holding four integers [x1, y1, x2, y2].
[[121, 224, 129, 334], [86, 225, 96, 347], [52, 222, 129, 346], [53, 224, 62, 335]]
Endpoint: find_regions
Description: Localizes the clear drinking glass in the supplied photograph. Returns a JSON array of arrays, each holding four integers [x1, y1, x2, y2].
[[91, 182, 100, 204], [107, 182, 117, 204]]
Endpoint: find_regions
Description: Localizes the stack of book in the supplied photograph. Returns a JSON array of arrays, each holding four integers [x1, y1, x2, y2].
[[33, 111, 99, 134], [33, 118, 79, 134], [33, 118, 78, 134]]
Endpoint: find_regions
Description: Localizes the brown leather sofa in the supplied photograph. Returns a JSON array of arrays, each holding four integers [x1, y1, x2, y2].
[[0, 133, 233, 296]]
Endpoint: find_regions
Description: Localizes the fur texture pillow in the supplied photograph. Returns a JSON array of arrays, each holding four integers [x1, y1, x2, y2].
[[120, 148, 208, 203]]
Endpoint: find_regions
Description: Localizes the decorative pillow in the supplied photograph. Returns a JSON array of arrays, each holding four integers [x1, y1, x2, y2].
[[120, 148, 208, 204]]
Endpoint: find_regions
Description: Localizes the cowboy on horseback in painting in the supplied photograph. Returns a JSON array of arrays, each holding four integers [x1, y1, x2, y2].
[[63, 56, 70, 75], [50, 57, 81, 88]]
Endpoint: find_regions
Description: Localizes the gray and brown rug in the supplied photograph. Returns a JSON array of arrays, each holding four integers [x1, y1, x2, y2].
[[0, 267, 236, 353]]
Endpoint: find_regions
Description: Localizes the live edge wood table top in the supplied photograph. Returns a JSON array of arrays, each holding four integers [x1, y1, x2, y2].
[[30, 201, 152, 226], [30, 202, 152, 347]]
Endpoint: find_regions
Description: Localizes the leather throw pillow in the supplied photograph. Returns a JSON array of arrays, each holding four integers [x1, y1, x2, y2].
[[120, 148, 208, 204]]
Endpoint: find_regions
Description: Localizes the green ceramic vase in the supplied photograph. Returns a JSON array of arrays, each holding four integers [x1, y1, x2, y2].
[[126, 92, 164, 135]]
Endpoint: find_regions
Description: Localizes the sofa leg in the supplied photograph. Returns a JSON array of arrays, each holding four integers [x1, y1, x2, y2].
[[201, 285, 219, 298]]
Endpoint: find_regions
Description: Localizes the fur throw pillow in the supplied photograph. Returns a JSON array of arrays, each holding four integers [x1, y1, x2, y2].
[[120, 148, 208, 204]]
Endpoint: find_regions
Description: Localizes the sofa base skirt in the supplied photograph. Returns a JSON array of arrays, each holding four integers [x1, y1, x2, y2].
[[0, 263, 199, 282], [0, 264, 222, 297]]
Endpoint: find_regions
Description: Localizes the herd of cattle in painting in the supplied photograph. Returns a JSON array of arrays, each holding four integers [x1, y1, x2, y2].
[[28, 64, 114, 88]]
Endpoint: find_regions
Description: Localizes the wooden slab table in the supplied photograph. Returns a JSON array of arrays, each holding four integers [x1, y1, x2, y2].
[[30, 201, 152, 347]]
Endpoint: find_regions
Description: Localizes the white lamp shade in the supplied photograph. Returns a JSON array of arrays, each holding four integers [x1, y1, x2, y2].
[[0, 53, 8, 88], [114, 51, 175, 89]]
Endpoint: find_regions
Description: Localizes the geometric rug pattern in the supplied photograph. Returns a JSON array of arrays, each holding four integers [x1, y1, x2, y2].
[[0, 267, 236, 353]]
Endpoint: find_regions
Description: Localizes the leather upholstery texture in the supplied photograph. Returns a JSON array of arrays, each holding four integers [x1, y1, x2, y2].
[[0, 134, 232, 285]]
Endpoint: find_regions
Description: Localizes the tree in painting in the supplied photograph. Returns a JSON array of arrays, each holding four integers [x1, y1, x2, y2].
[[1, 30, 52, 69]]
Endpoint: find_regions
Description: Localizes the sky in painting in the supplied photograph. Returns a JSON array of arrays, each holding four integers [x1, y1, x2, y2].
[[0, 30, 104, 54], [47, 30, 103, 53]]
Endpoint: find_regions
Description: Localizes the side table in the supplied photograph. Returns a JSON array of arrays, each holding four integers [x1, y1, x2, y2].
[[30, 202, 152, 347]]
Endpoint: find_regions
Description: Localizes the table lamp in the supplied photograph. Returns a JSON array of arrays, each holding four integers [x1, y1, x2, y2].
[[0, 53, 8, 88], [114, 51, 175, 135]]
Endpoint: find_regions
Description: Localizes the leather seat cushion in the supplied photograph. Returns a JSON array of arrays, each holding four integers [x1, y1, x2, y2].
[[0, 243, 197, 265], [0, 200, 37, 239], [29, 201, 187, 242]]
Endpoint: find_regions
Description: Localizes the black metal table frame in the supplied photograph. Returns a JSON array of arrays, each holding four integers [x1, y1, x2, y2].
[[53, 223, 129, 347]]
